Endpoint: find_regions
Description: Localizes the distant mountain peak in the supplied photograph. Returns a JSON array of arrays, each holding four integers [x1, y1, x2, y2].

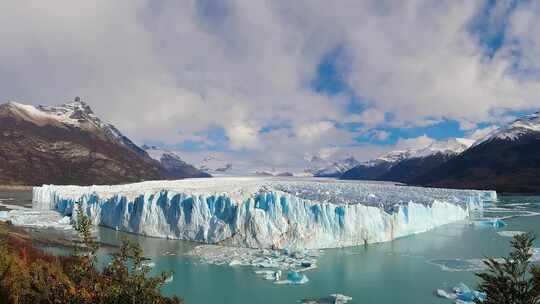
[[0, 100, 210, 185], [143, 146, 210, 178], [411, 137, 474, 158], [475, 112, 540, 146], [365, 137, 474, 167], [305, 154, 360, 177]]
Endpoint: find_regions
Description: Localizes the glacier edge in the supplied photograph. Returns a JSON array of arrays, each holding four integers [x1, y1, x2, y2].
[[32, 178, 496, 249]]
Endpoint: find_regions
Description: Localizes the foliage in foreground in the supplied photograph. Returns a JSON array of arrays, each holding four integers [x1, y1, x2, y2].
[[475, 233, 540, 304], [0, 205, 182, 304]]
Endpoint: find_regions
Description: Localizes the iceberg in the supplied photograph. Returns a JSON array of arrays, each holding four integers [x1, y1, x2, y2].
[[32, 177, 496, 249], [301, 294, 353, 304], [472, 218, 506, 228], [436, 283, 486, 303]]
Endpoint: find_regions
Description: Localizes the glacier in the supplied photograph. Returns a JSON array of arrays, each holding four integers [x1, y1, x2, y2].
[[32, 177, 496, 249]]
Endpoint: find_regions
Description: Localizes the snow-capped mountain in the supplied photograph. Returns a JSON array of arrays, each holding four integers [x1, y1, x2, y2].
[[411, 138, 474, 158], [305, 155, 360, 177], [198, 155, 234, 174], [363, 150, 412, 167], [7, 99, 147, 156], [142, 146, 210, 178], [341, 138, 475, 182], [414, 112, 540, 193], [474, 112, 540, 146], [0, 99, 206, 185]]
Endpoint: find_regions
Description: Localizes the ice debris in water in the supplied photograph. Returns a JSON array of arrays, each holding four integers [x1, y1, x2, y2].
[[472, 218, 506, 228], [0, 209, 73, 231], [301, 294, 353, 304], [188, 245, 320, 284], [497, 231, 526, 237], [274, 270, 309, 285], [436, 283, 486, 303], [428, 258, 490, 272], [429, 247, 540, 273]]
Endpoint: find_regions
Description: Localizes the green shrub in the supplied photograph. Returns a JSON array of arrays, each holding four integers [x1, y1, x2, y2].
[[0, 204, 182, 304], [476, 233, 540, 304]]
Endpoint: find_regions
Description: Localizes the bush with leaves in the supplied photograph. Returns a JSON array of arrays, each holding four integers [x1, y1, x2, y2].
[[0, 204, 182, 304], [475, 233, 540, 304]]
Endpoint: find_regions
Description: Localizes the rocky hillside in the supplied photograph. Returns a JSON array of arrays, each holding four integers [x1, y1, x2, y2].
[[0, 99, 208, 185], [143, 146, 210, 178]]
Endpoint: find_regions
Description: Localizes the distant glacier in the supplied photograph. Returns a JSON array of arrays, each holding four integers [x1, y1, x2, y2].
[[32, 178, 497, 249]]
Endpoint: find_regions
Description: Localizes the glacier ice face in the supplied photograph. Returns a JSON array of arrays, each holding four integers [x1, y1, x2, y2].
[[32, 177, 496, 249]]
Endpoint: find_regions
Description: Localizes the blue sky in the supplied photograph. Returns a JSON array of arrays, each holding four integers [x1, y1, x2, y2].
[[2, 0, 540, 171]]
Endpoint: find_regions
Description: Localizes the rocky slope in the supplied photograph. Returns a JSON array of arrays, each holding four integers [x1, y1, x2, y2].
[[143, 146, 210, 178], [0, 99, 207, 185]]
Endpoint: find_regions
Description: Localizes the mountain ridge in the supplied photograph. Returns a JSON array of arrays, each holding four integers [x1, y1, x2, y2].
[[0, 99, 208, 185]]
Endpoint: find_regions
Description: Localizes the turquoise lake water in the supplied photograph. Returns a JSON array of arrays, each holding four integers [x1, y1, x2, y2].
[[89, 195, 540, 304]]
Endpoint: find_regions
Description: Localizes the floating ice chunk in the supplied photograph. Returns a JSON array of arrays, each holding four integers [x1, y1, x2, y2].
[[188, 245, 320, 274], [329, 294, 353, 304], [0, 209, 73, 231], [497, 231, 525, 237], [436, 289, 457, 300], [428, 258, 490, 272], [436, 283, 486, 303], [255, 270, 281, 281], [529, 248, 540, 262], [473, 218, 506, 228], [287, 271, 303, 282], [275, 271, 309, 285], [301, 294, 352, 304], [229, 260, 242, 266]]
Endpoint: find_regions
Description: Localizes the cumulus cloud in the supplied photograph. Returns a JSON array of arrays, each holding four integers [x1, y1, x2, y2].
[[1, 0, 540, 170]]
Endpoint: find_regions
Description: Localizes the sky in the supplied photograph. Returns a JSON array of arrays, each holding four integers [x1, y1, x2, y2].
[[1, 0, 540, 172]]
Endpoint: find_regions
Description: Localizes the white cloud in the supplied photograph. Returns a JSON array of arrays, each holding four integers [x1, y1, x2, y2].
[[372, 130, 390, 141], [1, 0, 540, 171], [349, 108, 386, 126]]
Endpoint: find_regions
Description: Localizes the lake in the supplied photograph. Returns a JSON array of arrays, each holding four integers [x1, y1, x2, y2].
[[2, 191, 539, 304]]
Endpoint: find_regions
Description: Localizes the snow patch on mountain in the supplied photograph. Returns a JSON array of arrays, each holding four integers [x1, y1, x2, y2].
[[411, 138, 475, 158], [305, 156, 360, 177], [6, 99, 145, 155], [143, 146, 187, 165], [474, 112, 540, 146], [362, 138, 474, 168], [199, 155, 234, 174]]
